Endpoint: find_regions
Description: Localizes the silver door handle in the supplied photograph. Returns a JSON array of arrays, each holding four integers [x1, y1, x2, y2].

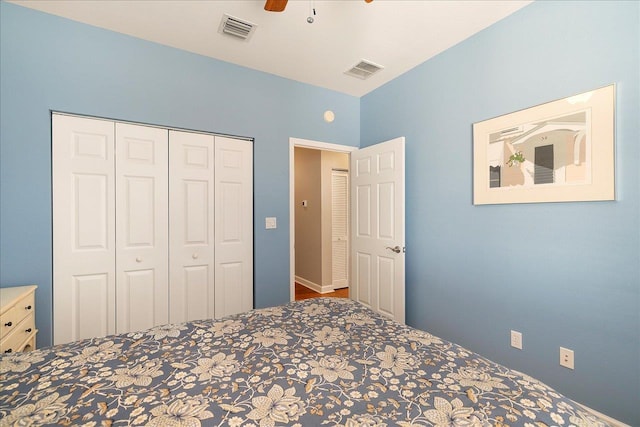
[[386, 246, 402, 253]]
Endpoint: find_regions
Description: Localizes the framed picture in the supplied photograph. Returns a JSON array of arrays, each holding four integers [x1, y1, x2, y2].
[[473, 84, 615, 205]]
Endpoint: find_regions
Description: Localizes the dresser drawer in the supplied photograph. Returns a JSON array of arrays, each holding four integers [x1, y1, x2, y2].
[[1, 314, 36, 354], [0, 291, 35, 338]]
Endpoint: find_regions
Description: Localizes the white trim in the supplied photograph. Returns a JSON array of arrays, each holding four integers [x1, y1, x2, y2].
[[574, 402, 630, 427], [295, 276, 336, 294], [289, 137, 357, 302], [290, 137, 358, 153], [51, 110, 253, 142]]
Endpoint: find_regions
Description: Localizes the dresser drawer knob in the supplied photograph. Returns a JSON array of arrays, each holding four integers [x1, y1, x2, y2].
[[4, 348, 12, 353], [4, 321, 12, 327], [26, 328, 32, 333], [25, 305, 32, 310]]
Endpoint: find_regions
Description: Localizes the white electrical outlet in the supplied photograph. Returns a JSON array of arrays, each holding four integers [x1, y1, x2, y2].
[[510, 330, 523, 350], [560, 347, 574, 369]]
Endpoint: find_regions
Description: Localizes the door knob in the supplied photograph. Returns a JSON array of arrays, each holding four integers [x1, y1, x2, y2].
[[386, 246, 402, 253], [192, 253, 199, 259]]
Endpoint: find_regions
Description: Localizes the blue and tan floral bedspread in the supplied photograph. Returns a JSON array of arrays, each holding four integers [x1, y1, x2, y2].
[[1, 298, 610, 426]]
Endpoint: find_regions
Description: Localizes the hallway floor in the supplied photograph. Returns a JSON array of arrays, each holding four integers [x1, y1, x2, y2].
[[294, 283, 349, 301]]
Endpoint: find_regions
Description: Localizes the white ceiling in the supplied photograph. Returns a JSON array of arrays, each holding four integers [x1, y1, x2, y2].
[[11, 0, 532, 97]]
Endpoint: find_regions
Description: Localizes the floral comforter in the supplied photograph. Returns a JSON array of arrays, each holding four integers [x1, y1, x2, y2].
[[1, 298, 609, 426]]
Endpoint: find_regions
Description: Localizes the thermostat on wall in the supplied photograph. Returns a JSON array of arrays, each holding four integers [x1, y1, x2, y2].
[[265, 217, 277, 229]]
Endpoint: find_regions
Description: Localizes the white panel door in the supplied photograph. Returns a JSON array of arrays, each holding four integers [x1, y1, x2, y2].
[[115, 123, 168, 333], [351, 137, 405, 323], [332, 170, 349, 289], [215, 137, 253, 317], [169, 131, 216, 323], [52, 114, 116, 345]]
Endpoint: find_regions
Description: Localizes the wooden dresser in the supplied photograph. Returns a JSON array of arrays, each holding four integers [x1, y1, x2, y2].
[[0, 285, 37, 354]]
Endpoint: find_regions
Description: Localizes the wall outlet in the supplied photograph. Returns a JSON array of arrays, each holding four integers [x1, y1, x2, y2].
[[560, 347, 574, 369], [510, 330, 523, 350]]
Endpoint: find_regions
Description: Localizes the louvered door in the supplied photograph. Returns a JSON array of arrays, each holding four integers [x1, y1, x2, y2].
[[331, 170, 349, 288]]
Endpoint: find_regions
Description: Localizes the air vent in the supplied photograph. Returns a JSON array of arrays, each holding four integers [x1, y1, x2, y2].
[[218, 14, 257, 41], [345, 60, 384, 80]]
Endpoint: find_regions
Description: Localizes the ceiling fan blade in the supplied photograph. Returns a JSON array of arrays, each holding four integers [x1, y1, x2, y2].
[[264, 0, 288, 12]]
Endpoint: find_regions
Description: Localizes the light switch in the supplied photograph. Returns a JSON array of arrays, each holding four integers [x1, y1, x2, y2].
[[265, 217, 277, 229]]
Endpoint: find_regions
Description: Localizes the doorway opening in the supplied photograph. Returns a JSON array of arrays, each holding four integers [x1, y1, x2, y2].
[[289, 138, 357, 302]]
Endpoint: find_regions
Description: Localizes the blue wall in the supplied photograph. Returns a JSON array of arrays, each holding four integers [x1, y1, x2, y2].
[[361, 1, 639, 424], [2, 1, 639, 424], [0, 2, 359, 344]]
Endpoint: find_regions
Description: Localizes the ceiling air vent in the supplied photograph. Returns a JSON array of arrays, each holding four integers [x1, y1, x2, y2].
[[345, 60, 384, 80], [218, 14, 257, 41]]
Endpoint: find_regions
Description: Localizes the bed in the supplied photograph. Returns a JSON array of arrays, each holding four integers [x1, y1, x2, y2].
[[0, 298, 611, 426]]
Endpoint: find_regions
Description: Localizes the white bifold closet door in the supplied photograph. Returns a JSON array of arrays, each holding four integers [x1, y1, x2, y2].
[[169, 131, 216, 323], [53, 115, 117, 344], [168, 133, 253, 322], [53, 114, 253, 345], [115, 123, 169, 333], [214, 136, 253, 318]]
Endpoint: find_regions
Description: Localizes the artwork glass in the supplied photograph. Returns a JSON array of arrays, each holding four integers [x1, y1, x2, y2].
[[473, 85, 614, 205]]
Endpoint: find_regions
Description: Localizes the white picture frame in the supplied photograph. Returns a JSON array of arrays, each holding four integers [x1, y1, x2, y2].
[[473, 84, 615, 205]]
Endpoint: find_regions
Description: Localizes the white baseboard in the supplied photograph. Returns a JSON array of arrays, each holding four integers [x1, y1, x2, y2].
[[295, 276, 335, 294], [574, 401, 629, 427]]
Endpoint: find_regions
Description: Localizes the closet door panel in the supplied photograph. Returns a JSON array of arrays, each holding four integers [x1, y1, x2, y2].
[[73, 274, 111, 341], [169, 131, 216, 323], [182, 266, 210, 320], [218, 262, 244, 316], [120, 270, 156, 331], [116, 123, 168, 333], [53, 114, 116, 345], [215, 137, 253, 317]]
